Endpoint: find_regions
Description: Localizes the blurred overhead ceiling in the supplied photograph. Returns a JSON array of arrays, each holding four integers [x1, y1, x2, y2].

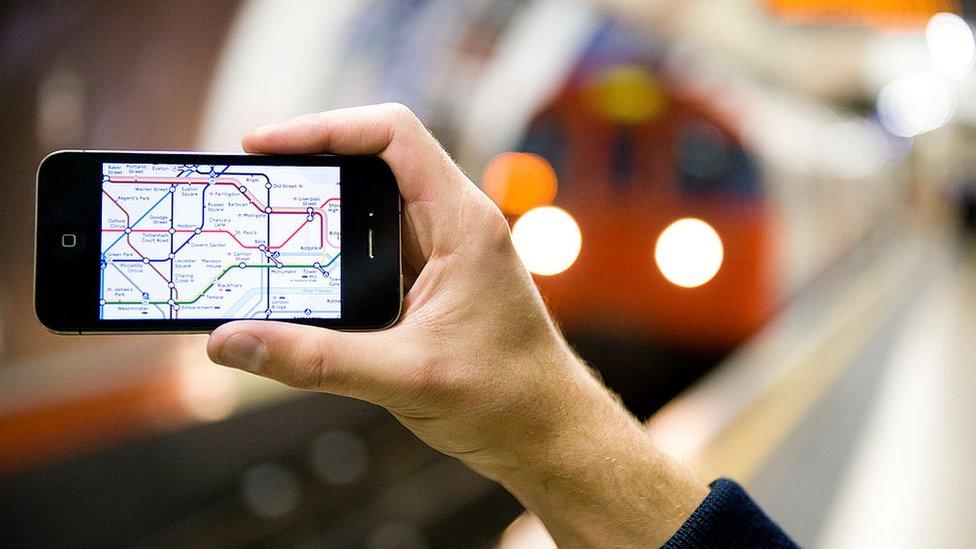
[[592, 0, 970, 105]]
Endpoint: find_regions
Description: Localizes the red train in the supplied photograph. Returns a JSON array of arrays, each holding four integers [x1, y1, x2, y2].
[[494, 60, 777, 355]]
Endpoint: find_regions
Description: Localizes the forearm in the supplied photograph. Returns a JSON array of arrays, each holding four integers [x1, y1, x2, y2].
[[486, 359, 709, 547], [220, 104, 713, 547]]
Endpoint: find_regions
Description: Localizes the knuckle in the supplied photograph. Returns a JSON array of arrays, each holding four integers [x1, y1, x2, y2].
[[265, 338, 336, 391], [304, 337, 352, 390], [485, 204, 512, 245], [305, 111, 333, 128], [471, 194, 513, 253], [297, 353, 335, 391], [381, 102, 420, 127]]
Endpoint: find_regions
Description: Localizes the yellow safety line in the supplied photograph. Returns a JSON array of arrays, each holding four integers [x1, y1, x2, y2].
[[692, 240, 922, 482]]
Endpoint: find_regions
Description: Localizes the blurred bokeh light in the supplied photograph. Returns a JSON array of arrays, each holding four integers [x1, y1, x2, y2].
[[241, 462, 301, 519], [877, 73, 955, 137], [482, 152, 558, 216], [654, 218, 724, 289], [925, 12, 975, 79], [586, 65, 667, 125], [4, 0, 976, 547], [511, 206, 582, 276]]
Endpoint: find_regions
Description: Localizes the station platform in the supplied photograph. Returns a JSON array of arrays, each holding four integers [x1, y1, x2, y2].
[[503, 223, 976, 548], [5, 221, 972, 548], [3, 4, 976, 545], [752, 230, 976, 548]]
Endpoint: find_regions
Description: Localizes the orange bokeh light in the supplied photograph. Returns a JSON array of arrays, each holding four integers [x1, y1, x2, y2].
[[767, 0, 957, 28], [482, 152, 558, 216]]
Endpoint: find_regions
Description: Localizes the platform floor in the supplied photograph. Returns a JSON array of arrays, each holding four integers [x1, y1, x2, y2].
[[746, 233, 976, 548]]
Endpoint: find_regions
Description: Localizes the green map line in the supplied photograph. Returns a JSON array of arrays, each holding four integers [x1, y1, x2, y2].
[[104, 253, 340, 306]]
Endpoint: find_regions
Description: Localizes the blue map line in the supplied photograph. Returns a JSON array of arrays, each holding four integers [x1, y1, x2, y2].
[[225, 287, 264, 317], [103, 164, 340, 319], [174, 164, 228, 253], [110, 167, 217, 262], [169, 181, 211, 256], [242, 268, 266, 318], [266, 178, 271, 313], [100, 186, 173, 318], [103, 262, 167, 318], [101, 189, 173, 255], [169, 187, 175, 317], [319, 253, 340, 268], [194, 164, 230, 178], [154, 165, 234, 258], [99, 259, 105, 315]]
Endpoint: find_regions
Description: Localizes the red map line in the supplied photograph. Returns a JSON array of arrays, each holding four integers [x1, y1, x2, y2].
[[107, 176, 337, 216], [103, 176, 338, 297], [105, 177, 339, 249], [102, 189, 130, 225], [123, 234, 179, 298], [102, 222, 322, 250]]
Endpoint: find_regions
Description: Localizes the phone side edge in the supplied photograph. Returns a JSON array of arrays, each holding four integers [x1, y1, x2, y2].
[[34, 150, 81, 332]]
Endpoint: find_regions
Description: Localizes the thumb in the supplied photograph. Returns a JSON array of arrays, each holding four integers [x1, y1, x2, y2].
[[207, 320, 406, 400]]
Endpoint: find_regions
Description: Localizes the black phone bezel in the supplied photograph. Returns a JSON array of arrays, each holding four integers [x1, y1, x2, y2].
[[35, 150, 401, 333]]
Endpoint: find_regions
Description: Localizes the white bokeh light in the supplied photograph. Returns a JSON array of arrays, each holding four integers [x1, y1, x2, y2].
[[876, 73, 955, 138], [511, 206, 582, 276], [655, 218, 724, 288], [926, 12, 976, 80], [241, 463, 300, 519]]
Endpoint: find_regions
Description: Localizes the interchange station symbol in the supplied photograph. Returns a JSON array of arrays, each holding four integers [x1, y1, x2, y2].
[[99, 164, 341, 319]]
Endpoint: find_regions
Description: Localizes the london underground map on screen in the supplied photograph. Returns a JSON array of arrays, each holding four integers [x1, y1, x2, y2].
[[99, 163, 341, 320]]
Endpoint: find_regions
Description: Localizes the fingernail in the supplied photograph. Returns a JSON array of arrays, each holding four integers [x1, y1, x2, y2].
[[251, 123, 276, 135], [216, 332, 265, 372]]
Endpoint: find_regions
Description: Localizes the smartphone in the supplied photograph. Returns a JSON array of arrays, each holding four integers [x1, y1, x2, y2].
[[35, 151, 402, 333]]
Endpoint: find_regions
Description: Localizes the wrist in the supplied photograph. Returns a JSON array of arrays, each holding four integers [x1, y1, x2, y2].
[[488, 356, 708, 547]]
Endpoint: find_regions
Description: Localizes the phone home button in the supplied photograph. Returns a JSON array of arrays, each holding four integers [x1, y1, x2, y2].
[[57, 231, 85, 258]]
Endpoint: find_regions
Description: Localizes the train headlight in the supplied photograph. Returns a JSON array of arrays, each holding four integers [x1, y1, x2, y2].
[[655, 218, 724, 288], [512, 206, 582, 276]]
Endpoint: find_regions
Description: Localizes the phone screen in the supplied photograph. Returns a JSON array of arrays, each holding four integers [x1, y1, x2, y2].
[[99, 163, 342, 320]]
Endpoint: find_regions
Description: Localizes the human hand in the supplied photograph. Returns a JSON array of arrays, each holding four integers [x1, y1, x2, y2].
[[207, 104, 706, 546]]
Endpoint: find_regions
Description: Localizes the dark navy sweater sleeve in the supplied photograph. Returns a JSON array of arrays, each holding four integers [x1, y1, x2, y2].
[[663, 478, 798, 548]]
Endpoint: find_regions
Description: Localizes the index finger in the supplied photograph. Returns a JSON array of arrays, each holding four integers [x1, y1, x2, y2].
[[242, 103, 465, 204]]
